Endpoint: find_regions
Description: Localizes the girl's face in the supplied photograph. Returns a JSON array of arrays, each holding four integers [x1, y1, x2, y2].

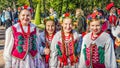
[[62, 18, 73, 34], [90, 20, 101, 34], [46, 20, 55, 35], [19, 9, 31, 26], [110, 7, 116, 13]]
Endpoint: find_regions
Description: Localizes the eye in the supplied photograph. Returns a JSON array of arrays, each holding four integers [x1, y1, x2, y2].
[[22, 14, 25, 16], [27, 14, 30, 17], [91, 25, 94, 27]]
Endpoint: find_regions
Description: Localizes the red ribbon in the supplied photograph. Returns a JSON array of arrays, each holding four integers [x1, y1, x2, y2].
[[45, 55, 50, 63]]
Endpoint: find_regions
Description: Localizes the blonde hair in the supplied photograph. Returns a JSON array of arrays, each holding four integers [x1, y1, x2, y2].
[[75, 8, 84, 16]]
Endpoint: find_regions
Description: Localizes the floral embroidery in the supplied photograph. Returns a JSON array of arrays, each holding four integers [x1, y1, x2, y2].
[[17, 45, 23, 53], [98, 46, 104, 64], [18, 35, 23, 40], [56, 44, 62, 56], [18, 41, 24, 45], [74, 43, 78, 56]]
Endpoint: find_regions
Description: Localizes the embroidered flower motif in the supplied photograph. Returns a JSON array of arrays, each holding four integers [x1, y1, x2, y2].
[[18, 35, 23, 40], [18, 41, 24, 45], [98, 46, 104, 64], [74, 43, 78, 56], [32, 44, 37, 50], [17, 45, 23, 53], [56, 44, 62, 56], [33, 35, 37, 39]]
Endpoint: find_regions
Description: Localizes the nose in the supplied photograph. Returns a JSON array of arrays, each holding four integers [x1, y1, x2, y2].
[[49, 26, 53, 30], [66, 24, 71, 29], [93, 26, 97, 30], [24, 15, 28, 19]]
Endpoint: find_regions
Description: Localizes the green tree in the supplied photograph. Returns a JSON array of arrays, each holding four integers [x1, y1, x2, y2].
[[34, 2, 41, 25]]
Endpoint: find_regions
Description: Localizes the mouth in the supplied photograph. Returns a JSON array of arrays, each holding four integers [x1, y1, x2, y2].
[[94, 29, 98, 32]]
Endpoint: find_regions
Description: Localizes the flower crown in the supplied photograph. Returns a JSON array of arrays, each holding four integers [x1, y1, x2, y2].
[[44, 16, 55, 24], [21, 5, 33, 13], [87, 11, 104, 24], [60, 12, 74, 23]]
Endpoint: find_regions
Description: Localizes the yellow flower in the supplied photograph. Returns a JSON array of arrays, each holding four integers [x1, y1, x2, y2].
[[50, 16, 54, 20]]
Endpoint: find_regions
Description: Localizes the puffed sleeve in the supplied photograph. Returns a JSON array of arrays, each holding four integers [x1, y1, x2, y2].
[[36, 28, 41, 53], [49, 32, 59, 68], [78, 38, 87, 68], [3, 27, 14, 68], [38, 32, 45, 55], [105, 37, 117, 68]]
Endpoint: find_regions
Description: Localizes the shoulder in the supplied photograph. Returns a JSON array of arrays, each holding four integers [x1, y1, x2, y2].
[[72, 30, 82, 39], [30, 23, 36, 29], [53, 31, 61, 40], [39, 31, 45, 42], [6, 27, 12, 34], [55, 30, 61, 36], [13, 23, 19, 28], [101, 32, 111, 39], [83, 32, 91, 40], [39, 31, 45, 37]]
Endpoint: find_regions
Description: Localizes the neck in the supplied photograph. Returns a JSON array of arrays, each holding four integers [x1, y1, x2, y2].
[[22, 23, 29, 26], [92, 33, 98, 37], [64, 32, 70, 36], [48, 33, 54, 36], [92, 31, 102, 37]]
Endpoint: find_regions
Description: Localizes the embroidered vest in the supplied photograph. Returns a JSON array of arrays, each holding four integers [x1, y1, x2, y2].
[[56, 40, 79, 66], [83, 44, 105, 68], [11, 26, 38, 60]]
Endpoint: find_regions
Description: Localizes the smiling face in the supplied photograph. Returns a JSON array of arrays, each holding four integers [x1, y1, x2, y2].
[[45, 20, 55, 35], [110, 7, 116, 13], [19, 9, 32, 26], [89, 20, 101, 35], [62, 17, 73, 34]]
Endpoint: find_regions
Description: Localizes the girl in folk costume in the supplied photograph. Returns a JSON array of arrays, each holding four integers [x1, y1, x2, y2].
[[49, 13, 82, 68], [106, 2, 117, 27], [39, 16, 56, 68], [111, 11, 120, 67], [3, 5, 42, 68], [79, 12, 117, 68], [112, 24, 120, 68]]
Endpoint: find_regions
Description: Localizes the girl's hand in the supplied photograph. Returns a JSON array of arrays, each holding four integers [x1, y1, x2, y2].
[[44, 48, 50, 55]]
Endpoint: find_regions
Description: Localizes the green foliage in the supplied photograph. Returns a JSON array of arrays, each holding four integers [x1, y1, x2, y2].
[[0, 0, 120, 18], [34, 2, 41, 25]]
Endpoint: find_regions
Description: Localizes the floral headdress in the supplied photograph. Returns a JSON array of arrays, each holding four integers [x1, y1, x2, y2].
[[19, 5, 33, 13], [60, 12, 74, 24], [87, 11, 104, 25], [44, 16, 55, 24]]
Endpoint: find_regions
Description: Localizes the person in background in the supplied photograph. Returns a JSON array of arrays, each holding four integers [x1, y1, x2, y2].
[[4, 7, 12, 29], [3, 5, 42, 68], [49, 13, 82, 68], [106, 2, 117, 28], [105, 2, 117, 40], [39, 16, 56, 68], [111, 8, 120, 68], [73, 8, 87, 34], [49, 7, 58, 25], [79, 11, 117, 68]]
